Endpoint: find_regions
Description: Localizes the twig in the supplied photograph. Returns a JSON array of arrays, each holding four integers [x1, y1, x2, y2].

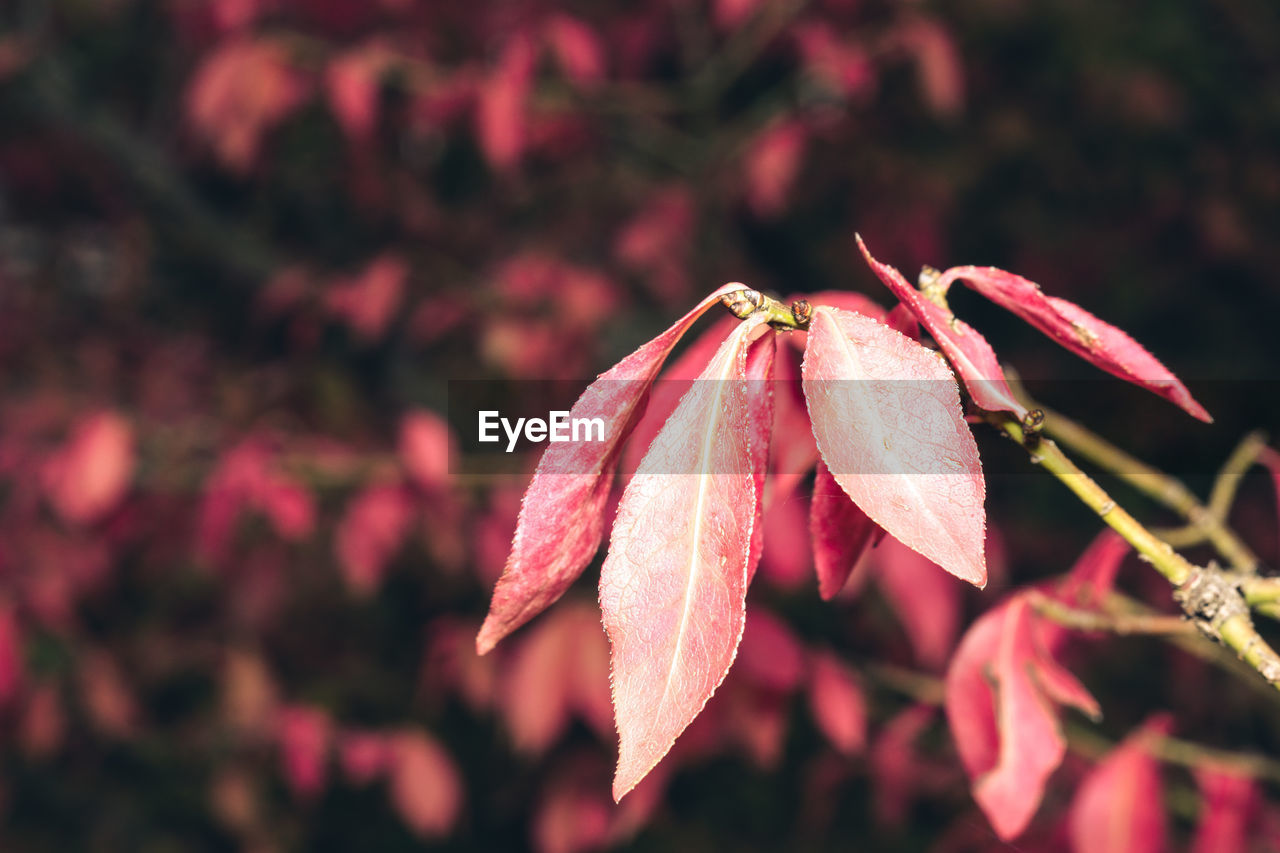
[[1026, 591, 1194, 636], [988, 412, 1280, 693]]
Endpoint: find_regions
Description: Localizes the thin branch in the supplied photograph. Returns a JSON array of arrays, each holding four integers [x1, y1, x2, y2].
[[1027, 591, 1194, 636], [987, 412, 1280, 693]]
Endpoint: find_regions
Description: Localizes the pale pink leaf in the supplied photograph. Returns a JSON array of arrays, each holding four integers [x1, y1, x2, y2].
[[939, 265, 1211, 422], [600, 314, 770, 800], [42, 410, 135, 525], [809, 460, 881, 600], [736, 607, 805, 693], [856, 236, 1026, 418], [477, 283, 747, 654], [478, 32, 536, 170], [801, 304, 987, 586], [388, 730, 463, 838], [873, 534, 961, 669], [1069, 715, 1171, 853], [399, 409, 454, 492], [808, 650, 867, 755]]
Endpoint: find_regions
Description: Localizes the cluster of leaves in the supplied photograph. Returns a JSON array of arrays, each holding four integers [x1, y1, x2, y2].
[[2, 0, 1280, 850]]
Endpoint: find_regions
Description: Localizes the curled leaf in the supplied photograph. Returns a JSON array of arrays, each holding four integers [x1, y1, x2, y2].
[[801, 305, 987, 587], [857, 236, 1026, 418], [939, 265, 1210, 422], [600, 315, 771, 800]]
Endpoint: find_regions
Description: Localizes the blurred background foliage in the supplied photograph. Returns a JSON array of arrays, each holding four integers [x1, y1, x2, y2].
[[1, 0, 1280, 850]]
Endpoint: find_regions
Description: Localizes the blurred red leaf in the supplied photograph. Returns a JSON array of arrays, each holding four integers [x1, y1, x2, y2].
[[187, 37, 309, 172], [736, 608, 806, 693], [197, 440, 316, 562], [898, 18, 965, 118], [807, 650, 867, 756], [744, 120, 807, 217], [325, 253, 408, 342], [478, 32, 537, 171], [801, 304, 987, 586], [600, 315, 772, 799], [388, 729, 463, 838], [0, 599, 22, 707], [1191, 765, 1260, 853], [499, 601, 612, 754], [42, 410, 135, 525], [399, 409, 454, 493], [334, 483, 414, 596], [544, 14, 605, 89], [476, 282, 747, 654], [873, 534, 962, 669], [339, 730, 390, 786], [1069, 715, 1171, 853], [276, 704, 333, 800]]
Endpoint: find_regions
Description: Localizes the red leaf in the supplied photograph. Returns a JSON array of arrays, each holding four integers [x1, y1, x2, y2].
[[1057, 529, 1131, 608], [478, 32, 537, 171], [388, 730, 463, 838], [621, 315, 737, 479], [1191, 765, 1259, 853], [42, 410, 135, 525], [334, 484, 414, 597], [325, 253, 408, 342], [743, 121, 807, 217], [476, 283, 747, 654], [946, 595, 1100, 840], [898, 17, 965, 118], [600, 314, 772, 800], [399, 409, 454, 493], [801, 304, 987, 586], [1069, 716, 1171, 853], [500, 601, 612, 754], [808, 650, 867, 755], [938, 265, 1211, 422], [767, 338, 818, 502], [339, 730, 390, 785], [856, 236, 1026, 418], [276, 704, 332, 800], [809, 460, 881, 600], [187, 37, 309, 172], [757, 492, 811, 590], [326, 45, 391, 143], [873, 534, 961, 669], [743, 331, 777, 585], [736, 608, 805, 693], [544, 14, 605, 89], [0, 600, 22, 707]]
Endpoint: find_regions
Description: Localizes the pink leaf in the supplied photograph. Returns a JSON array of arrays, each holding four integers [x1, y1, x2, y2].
[[856, 236, 1026, 418], [0, 600, 22, 707], [544, 14, 605, 89], [339, 730, 390, 786], [743, 330, 777, 584], [807, 650, 867, 755], [1069, 715, 1171, 853], [334, 484, 414, 597], [600, 314, 771, 800], [939, 265, 1211, 422], [809, 460, 881, 600], [736, 607, 805, 693], [325, 253, 408, 342], [873, 534, 961, 669], [42, 410, 135, 525], [399, 409, 454, 493], [743, 120, 807, 217], [476, 283, 747, 654], [1057, 529, 1131, 608], [946, 595, 1099, 840], [477, 32, 536, 171], [1191, 765, 1259, 853], [767, 338, 818, 502], [801, 304, 987, 586], [276, 705, 332, 800], [388, 730, 463, 838]]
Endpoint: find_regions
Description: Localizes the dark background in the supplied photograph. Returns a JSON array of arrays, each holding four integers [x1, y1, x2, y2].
[[1, 0, 1279, 850]]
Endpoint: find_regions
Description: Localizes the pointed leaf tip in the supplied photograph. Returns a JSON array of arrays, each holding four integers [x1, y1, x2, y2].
[[601, 316, 771, 799], [477, 283, 749, 655], [801, 306, 987, 588]]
